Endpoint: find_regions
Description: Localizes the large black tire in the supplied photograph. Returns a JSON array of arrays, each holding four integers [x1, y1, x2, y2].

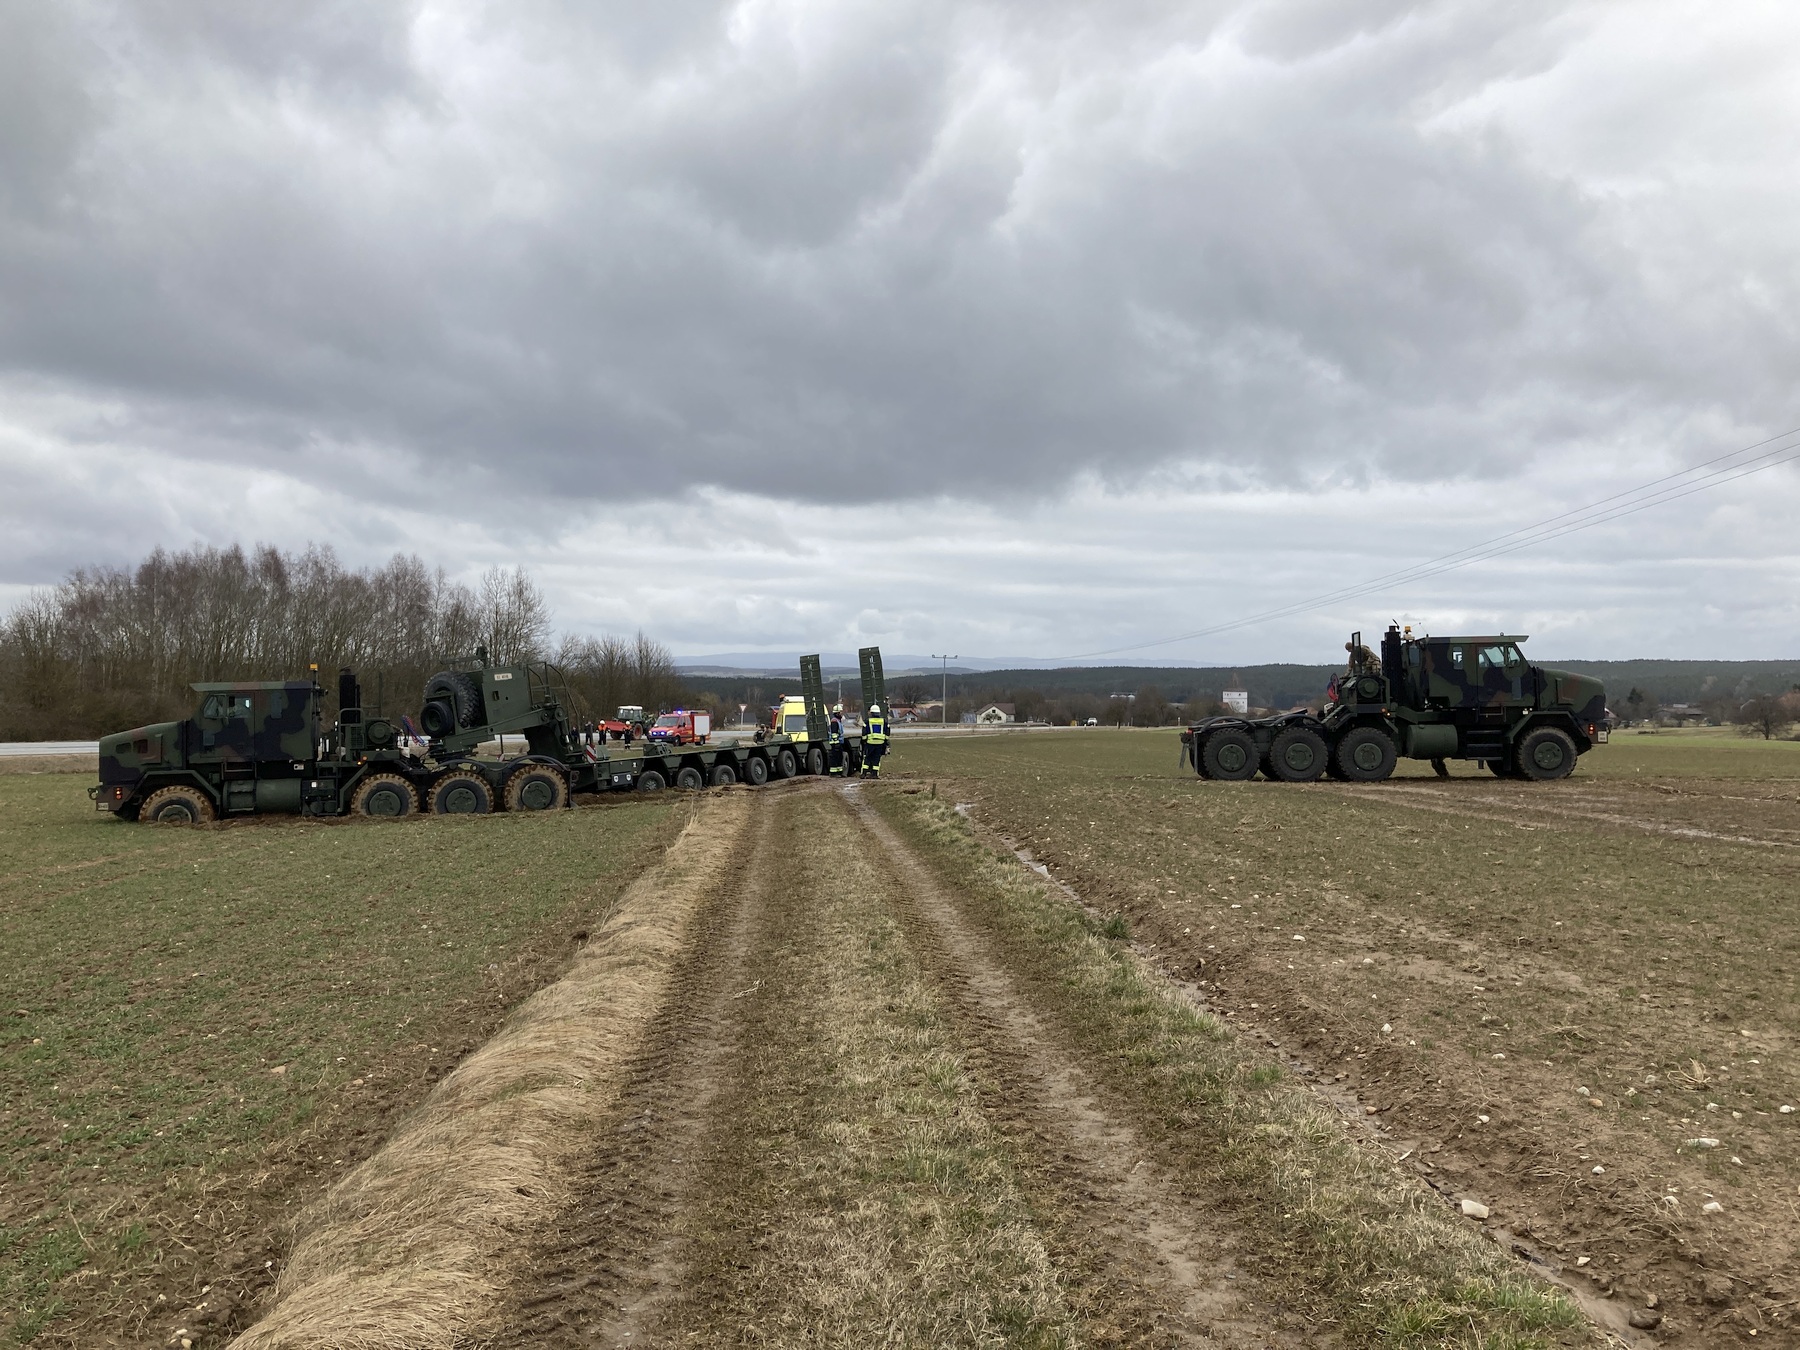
[[504, 764, 568, 811], [675, 765, 706, 791], [1332, 725, 1397, 782], [421, 670, 482, 735], [1515, 725, 1577, 781], [710, 763, 738, 786], [1485, 758, 1519, 779], [1200, 728, 1258, 781], [744, 755, 770, 786], [142, 784, 215, 823], [1268, 726, 1329, 782], [430, 772, 493, 814], [352, 773, 419, 817], [637, 770, 666, 792], [775, 748, 799, 779], [806, 747, 826, 776]]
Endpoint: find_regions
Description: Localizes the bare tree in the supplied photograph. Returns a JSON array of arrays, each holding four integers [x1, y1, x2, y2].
[[1737, 692, 1796, 741]]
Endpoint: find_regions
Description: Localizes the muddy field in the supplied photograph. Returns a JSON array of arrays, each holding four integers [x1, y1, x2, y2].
[[5, 728, 1791, 1348], [893, 727, 1800, 1347]]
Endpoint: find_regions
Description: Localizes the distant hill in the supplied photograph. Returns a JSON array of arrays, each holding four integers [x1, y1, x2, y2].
[[681, 657, 1800, 713]]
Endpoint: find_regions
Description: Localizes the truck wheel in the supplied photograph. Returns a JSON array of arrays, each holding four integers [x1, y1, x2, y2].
[[430, 773, 493, 814], [807, 747, 826, 776], [1268, 726, 1328, 782], [421, 670, 482, 732], [675, 766, 705, 791], [1485, 758, 1519, 779], [776, 748, 799, 779], [711, 764, 738, 786], [1515, 726, 1577, 781], [637, 770, 666, 792], [142, 785, 215, 823], [352, 774, 419, 817], [744, 755, 770, 786], [1332, 726, 1397, 782], [1200, 728, 1258, 781], [505, 765, 568, 811]]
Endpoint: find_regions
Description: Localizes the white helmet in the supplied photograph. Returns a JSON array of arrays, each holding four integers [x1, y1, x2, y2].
[[869, 703, 881, 714]]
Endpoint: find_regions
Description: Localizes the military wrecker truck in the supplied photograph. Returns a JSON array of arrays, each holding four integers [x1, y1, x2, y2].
[[1180, 625, 1608, 783], [91, 647, 881, 822]]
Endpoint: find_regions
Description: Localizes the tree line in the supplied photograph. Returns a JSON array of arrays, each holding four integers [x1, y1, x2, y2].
[[0, 544, 692, 739]]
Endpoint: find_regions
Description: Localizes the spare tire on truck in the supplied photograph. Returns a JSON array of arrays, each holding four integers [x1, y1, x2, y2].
[[420, 671, 482, 737]]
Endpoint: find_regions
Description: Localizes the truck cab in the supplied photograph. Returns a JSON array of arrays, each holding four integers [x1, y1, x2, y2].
[[94, 680, 321, 820]]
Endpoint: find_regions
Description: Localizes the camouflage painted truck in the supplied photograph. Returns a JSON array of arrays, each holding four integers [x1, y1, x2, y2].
[[90, 647, 885, 822], [1179, 626, 1608, 783]]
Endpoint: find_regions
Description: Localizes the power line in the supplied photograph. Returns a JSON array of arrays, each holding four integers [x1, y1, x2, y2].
[[1062, 426, 1800, 661]]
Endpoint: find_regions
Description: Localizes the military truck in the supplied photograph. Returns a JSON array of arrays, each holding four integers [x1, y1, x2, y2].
[[91, 646, 884, 821], [1180, 626, 1607, 783]]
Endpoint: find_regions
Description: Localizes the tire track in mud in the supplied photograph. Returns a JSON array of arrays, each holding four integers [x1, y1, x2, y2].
[[845, 786, 1311, 1349], [486, 793, 782, 1348]]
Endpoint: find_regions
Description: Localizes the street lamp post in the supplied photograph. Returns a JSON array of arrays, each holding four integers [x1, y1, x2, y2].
[[932, 654, 958, 727]]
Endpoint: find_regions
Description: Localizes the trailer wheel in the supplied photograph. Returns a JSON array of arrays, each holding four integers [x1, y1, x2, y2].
[[675, 766, 705, 791], [505, 765, 568, 811], [1200, 728, 1258, 781], [142, 785, 215, 824], [744, 755, 770, 786], [637, 770, 666, 792], [806, 747, 826, 776], [711, 764, 738, 786], [1515, 726, 1576, 781], [1332, 726, 1396, 782], [352, 773, 419, 817], [775, 748, 799, 779], [1268, 726, 1328, 782], [430, 773, 493, 814]]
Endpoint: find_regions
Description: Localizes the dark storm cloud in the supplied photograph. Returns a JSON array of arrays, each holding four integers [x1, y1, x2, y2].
[[1, 0, 1796, 521]]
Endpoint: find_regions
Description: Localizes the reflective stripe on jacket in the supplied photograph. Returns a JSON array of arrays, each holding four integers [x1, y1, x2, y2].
[[865, 714, 888, 745]]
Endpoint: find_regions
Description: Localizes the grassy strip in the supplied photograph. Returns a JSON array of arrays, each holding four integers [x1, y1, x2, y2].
[[0, 774, 677, 1347], [873, 789, 1587, 1350], [668, 790, 1075, 1347]]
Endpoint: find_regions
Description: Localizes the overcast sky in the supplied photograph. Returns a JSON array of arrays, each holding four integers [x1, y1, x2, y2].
[[3, 0, 1797, 662]]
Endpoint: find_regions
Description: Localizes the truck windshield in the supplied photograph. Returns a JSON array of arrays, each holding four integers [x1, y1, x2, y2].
[[654, 714, 683, 727]]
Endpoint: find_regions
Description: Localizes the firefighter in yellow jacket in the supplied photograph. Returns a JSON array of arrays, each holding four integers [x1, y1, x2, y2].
[[861, 704, 889, 778]]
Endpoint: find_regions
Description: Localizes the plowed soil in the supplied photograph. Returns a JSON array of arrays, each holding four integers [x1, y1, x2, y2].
[[891, 727, 1800, 1348]]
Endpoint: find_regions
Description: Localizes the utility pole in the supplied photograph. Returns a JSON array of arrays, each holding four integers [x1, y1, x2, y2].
[[932, 654, 958, 726]]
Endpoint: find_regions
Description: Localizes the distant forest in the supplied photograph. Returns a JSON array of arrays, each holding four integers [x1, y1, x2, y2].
[[4, 544, 1797, 739], [0, 545, 691, 740]]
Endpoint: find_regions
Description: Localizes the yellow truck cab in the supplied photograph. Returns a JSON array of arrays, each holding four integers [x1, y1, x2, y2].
[[773, 696, 812, 740]]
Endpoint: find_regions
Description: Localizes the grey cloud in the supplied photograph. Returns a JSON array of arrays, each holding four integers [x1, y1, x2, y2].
[[0, 0, 1796, 532]]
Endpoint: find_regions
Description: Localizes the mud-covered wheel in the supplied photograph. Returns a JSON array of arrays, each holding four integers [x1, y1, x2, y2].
[[636, 770, 665, 792], [1268, 726, 1328, 782], [744, 755, 770, 786], [710, 763, 738, 786], [1332, 725, 1397, 782], [775, 748, 798, 779], [141, 785, 215, 824], [504, 764, 568, 811], [430, 772, 493, 814], [1515, 725, 1577, 781], [1201, 728, 1258, 781], [420, 670, 482, 735], [352, 773, 418, 817], [675, 765, 705, 791], [806, 747, 826, 776]]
